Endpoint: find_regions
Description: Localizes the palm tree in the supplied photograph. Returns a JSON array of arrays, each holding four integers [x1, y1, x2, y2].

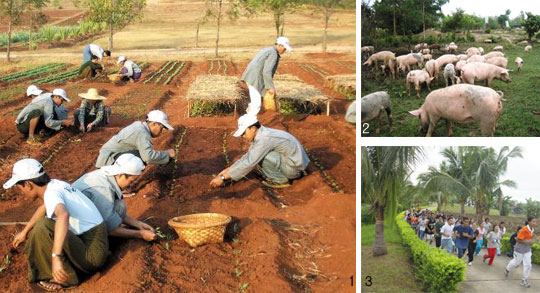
[[361, 146, 424, 256]]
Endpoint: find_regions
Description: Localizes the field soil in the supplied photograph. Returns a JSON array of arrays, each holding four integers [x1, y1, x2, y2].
[[0, 55, 356, 292]]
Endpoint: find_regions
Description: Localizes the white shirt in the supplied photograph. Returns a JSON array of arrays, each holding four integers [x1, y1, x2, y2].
[[419, 219, 426, 231], [441, 223, 455, 239], [44, 179, 103, 235], [89, 44, 104, 60]]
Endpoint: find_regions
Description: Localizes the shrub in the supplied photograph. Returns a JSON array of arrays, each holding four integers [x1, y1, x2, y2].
[[396, 212, 466, 292], [361, 204, 375, 224], [466, 32, 475, 42], [501, 236, 540, 264], [425, 35, 436, 45], [485, 28, 491, 33]]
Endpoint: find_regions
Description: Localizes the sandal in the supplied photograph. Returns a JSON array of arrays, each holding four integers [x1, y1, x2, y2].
[[261, 180, 291, 189], [26, 137, 42, 146], [37, 281, 76, 292]]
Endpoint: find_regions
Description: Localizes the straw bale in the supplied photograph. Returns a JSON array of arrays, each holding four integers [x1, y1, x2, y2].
[[186, 74, 242, 101], [325, 74, 356, 91], [273, 74, 328, 103]]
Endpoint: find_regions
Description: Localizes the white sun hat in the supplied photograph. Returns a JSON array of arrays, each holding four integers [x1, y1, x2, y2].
[[233, 114, 258, 137], [52, 88, 70, 102], [26, 85, 43, 97], [101, 153, 146, 176], [117, 55, 126, 64], [3, 159, 45, 189], [276, 36, 292, 51], [147, 110, 173, 130], [78, 88, 107, 100]]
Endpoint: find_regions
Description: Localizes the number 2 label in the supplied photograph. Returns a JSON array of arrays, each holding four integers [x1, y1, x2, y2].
[[362, 123, 369, 134]]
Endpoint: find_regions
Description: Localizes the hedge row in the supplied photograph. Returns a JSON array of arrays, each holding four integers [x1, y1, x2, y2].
[[501, 236, 540, 264], [396, 212, 466, 292]]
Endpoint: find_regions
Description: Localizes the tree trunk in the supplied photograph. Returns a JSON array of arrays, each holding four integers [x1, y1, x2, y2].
[[498, 196, 503, 216], [422, 1, 425, 42], [460, 200, 465, 216], [280, 15, 285, 36], [476, 193, 485, 224], [29, 28, 32, 51], [323, 9, 330, 53], [372, 206, 387, 256], [274, 12, 281, 38], [215, 0, 222, 58], [109, 24, 114, 50], [7, 19, 12, 62], [393, 4, 397, 36], [196, 22, 200, 48]]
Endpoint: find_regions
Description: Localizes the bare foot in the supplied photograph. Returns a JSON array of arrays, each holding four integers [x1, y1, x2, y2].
[[38, 281, 63, 292]]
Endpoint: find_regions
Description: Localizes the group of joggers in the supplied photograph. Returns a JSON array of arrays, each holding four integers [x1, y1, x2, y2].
[[405, 208, 537, 288]]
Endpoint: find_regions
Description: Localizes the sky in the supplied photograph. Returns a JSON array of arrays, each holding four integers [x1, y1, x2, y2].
[[441, 0, 540, 18], [409, 146, 540, 203]]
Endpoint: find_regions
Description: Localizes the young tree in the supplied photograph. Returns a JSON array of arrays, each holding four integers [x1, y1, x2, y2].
[[522, 12, 540, 40], [203, 0, 241, 57], [76, 0, 146, 50], [0, 0, 27, 61], [310, 0, 355, 53], [244, 0, 299, 37], [26, 0, 48, 51], [362, 146, 424, 256]]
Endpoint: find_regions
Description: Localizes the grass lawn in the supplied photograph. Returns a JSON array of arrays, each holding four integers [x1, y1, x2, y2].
[[361, 41, 540, 137], [361, 222, 422, 292], [441, 203, 500, 216]]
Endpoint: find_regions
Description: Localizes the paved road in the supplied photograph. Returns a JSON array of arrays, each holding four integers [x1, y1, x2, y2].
[[459, 247, 540, 292]]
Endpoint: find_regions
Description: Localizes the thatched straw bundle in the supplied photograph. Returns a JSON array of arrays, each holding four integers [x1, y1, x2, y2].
[[273, 74, 328, 103], [186, 75, 242, 101]]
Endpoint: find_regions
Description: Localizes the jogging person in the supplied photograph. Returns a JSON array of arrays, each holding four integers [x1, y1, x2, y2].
[[435, 215, 444, 248], [505, 217, 536, 288], [475, 222, 486, 255], [453, 217, 474, 259], [440, 217, 455, 254], [507, 226, 522, 258], [467, 223, 479, 266], [483, 225, 501, 265]]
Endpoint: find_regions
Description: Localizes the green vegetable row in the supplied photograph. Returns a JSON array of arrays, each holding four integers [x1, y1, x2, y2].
[[1, 63, 66, 81], [32, 68, 78, 84]]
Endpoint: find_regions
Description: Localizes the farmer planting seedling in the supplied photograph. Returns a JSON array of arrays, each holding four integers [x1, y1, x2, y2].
[[116, 56, 142, 83], [78, 55, 104, 79], [96, 110, 176, 167], [74, 88, 111, 133], [15, 88, 73, 145], [210, 114, 309, 189], [82, 43, 111, 69], [4, 158, 108, 291], [241, 36, 292, 116]]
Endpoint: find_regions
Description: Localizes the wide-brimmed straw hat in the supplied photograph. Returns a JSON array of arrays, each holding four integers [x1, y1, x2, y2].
[[78, 88, 106, 100]]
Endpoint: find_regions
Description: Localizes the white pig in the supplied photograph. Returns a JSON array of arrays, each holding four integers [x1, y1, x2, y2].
[[420, 48, 430, 54], [457, 54, 468, 61], [424, 59, 440, 83], [515, 57, 524, 72], [408, 84, 504, 136], [407, 70, 434, 98], [486, 57, 508, 68], [363, 51, 396, 77], [455, 60, 467, 76], [467, 55, 486, 63], [423, 54, 433, 62], [478, 47, 484, 54], [443, 63, 460, 87], [525, 45, 532, 52], [466, 47, 481, 57], [493, 45, 503, 51], [483, 51, 504, 60], [361, 91, 393, 134], [436, 54, 459, 70], [461, 62, 512, 87], [397, 53, 423, 72]]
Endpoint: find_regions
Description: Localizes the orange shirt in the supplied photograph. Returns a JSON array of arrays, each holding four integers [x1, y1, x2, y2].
[[517, 225, 534, 241]]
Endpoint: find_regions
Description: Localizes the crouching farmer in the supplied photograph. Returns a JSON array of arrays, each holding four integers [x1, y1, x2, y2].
[[15, 88, 73, 145], [79, 55, 104, 79], [73, 154, 156, 241], [5, 159, 108, 291], [75, 88, 111, 133], [117, 56, 142, 82], [210, 114, 309, 188], [96, 110, 175, 167]]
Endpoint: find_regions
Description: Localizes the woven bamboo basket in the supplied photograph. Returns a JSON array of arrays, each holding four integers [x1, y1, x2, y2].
[[263, 91, 276, 111], [168, 213, 231, 247], [108, 74, 121, 82]]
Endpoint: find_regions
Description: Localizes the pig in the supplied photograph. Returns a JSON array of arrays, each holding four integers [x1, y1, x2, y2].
[[424, 59, 440, 83], [443, 63, 460, 87], [466, 47, 481, 57], [361, 46, 375, 59], [525, 45, 532, 52], [493, 45, 503, 51], [515, 57, 524, 72], [414, 43, 428, 51], [408, 84, 504, 136], [467, 55, 486, 63], [361, 91, 393, 134], [457, 54, 468, 61], [478, 47, 484, 54], [483, 51, 504, 60], [363, 51, 396, 77], [422, 54, 433, 61], [420, 48, 430, 55], [484, 39, 493, 43], [406, 70, 434, 98], [436, 54, 459, 70], [429, 44, 440, 51], [397, 53, 423, 73], [486, 57, 508, 68], [461, 62, 512, 87], [455, 60, 467, 76], [447, 44, 458, 54], [519, 40, 528, 45]]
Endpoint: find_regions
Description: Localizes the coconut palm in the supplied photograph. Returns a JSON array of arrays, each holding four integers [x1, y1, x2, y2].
[[361, 146, 424, 256]]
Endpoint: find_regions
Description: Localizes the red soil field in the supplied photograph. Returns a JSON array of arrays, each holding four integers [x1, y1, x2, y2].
[[0, 57, 356, 292]]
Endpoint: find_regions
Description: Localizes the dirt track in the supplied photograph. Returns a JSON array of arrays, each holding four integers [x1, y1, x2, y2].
[[0, 54, 356, 292]]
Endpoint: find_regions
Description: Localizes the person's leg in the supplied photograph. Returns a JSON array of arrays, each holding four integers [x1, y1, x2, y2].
[[496, 242, 501, 255], [62, 222, 109, 274], [82, 46, 91, 63], [246, 84, 262, 116], [475, 239, 483, 255], [488, 248, 496, 265], [440, 239, 448, 251], [506, 251, 524, 272], [259, 151, 289, 184], [468, 244, 475, 263], [73, 109, 81, 129], [419, 230, 424, 240], [523, 251, 532, 282], [458, 248, 465, 258], [436, 236, 441, 248]]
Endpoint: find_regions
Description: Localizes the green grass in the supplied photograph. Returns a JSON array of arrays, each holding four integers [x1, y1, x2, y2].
[[0, 86, 25, 102], [361, 222, 403, 245], [361, 244, 422, 292], [362, 41, 540, 137], [441, 203, 500, 216]]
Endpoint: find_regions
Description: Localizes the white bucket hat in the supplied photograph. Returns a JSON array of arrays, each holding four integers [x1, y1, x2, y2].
[[117, 55, 126, 64], [26, 85, 43, 97], [147, 110, 173, 130], [276, 36, 292, 51], [52, 88, 70, 102], [101, 153, 146, 176], [233, 114, 258, 137], [3, 159, 45, 189], [78, 88, 107, 100]]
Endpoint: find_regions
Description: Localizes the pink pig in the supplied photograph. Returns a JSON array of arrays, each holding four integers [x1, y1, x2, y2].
[[461, 62, 512, 87], [408, 84, 504, 136], [406, 70, 434, 98]]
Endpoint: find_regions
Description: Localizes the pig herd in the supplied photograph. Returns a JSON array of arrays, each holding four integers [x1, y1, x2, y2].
[[361, 42, 532, 137]]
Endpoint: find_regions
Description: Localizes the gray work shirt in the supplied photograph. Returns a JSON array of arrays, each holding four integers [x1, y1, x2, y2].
[[72, 169, 126, 232], [15, 94, 63, 131], [514, 225, 534, 254], [241, 46, 281, 95], [228, 126, 310, 180], [96, 121, 169, 167]]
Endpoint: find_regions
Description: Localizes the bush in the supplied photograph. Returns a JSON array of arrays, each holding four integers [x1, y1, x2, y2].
[[501, 236, 540, 264], [466, 32, 475, 42], [485, 29, 491, 33], [425, 35, 436, 45], [396, 212, 466, 292], [361, 204, 375, 224]]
